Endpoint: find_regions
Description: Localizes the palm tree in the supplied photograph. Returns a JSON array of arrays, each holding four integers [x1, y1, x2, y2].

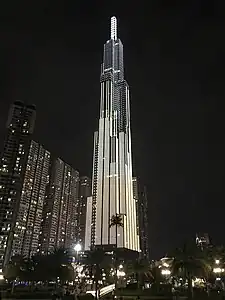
[[109, 214, 123, 292], [171, 244, 210, 299], [126, 258, 152, 289], [48, 247, 73, 284], [204, 245, 225, 266], [148, 265, 164, 288], [32, 248, 73, 284], [50, 247, 70, 265], [32, 253, 49, 282], [109, 214, 123, 247], [84, 248, 107, 299], [4, 259, 20, 282], [20, 257, 35, 284], [4, 255, 26, 293]]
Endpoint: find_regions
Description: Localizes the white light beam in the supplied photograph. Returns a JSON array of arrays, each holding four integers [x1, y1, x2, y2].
[[111, 16, 117, 40]]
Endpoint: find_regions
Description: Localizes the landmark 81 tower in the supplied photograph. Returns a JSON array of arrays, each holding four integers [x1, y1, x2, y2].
[[85, 17, 140, 252]]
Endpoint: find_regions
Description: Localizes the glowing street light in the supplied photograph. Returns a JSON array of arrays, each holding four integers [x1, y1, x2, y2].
[[163, 262, 169, 268], [213, 268, 224, 274], [74, 243, 82, 264], [74, 243, 82, 252], [161, 269, 171, 276], [215, 259, 220, 265], [117, 270, 125, 277]]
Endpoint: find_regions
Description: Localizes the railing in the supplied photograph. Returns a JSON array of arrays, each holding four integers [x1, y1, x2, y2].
[[86, 284, 115, 298]]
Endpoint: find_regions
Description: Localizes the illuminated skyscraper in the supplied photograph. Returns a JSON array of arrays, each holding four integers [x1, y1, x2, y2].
[[137, 183, 150, 259], [132, 178, 150, 259], [85, 17, 140, 252], [0, 101, 37, 267], [39, 158, 79, 254], [11, 141, 50, 258], [77, 176, 91, 247], [0, 102, 80, 272]]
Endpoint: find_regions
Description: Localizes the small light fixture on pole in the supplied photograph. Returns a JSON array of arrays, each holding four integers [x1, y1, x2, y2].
[[161, 269, 171, 276], [74, 243, 82, 264], [215, 259, 220, 265]]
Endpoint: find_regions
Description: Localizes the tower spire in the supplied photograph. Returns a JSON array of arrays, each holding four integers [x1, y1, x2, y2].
[[111, 16, 117, 40]]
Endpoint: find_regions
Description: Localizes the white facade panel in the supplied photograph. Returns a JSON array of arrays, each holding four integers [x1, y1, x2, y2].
[[119, 132, 126, 215], [109, 162, 116, 245], [84, 196, 93, 250], [95, 119, 104, 245], [102, 118, 110, 244]]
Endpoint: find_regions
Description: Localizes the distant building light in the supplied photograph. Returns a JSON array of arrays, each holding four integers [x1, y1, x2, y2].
[[161, 269, 171, 276], [215, 259, 220, 265], [213, 268, 223, 273]]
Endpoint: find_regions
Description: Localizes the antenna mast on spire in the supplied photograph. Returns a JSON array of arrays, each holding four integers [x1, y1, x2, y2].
[[111, 16, 117, 40]]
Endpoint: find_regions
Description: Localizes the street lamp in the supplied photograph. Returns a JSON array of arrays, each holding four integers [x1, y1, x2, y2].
[[213, 268, 224, 273], [117, 270, 125, 277], [161, 269, 171, 276], [74, 243, 82, 264], [74, 243, 82, 253]]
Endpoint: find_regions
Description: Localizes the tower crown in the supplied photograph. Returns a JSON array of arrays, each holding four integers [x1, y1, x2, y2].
[[110, 16, 117, 40]]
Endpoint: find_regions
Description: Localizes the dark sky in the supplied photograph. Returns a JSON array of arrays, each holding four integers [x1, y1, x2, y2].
[[0, 1, 225, 258]]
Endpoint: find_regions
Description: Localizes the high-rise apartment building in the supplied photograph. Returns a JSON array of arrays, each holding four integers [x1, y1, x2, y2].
[[39, 158, 79, 254], [85, 17, 140, 252], [132, 177, 140, 247], [12, 141, 50, 258], [0, 101, 80, 270], [0, 101, 36, 267], [138, 186, 150, 259], [77, 176, 91, 247], [132, 178, 149, 259]]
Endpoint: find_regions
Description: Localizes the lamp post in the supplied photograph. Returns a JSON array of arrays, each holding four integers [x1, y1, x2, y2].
[[212, 259, 225, 290], [213, 259, 224, 275], [161, 269, 171, 283], [74, 243, 82, 264], [73, 243, 82, 289]]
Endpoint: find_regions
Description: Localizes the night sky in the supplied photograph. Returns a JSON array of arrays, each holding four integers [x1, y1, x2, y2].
[[1, 1, 225, 258]]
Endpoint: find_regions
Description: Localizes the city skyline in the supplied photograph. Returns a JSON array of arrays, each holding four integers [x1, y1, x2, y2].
[[0, 98, 145, 262], [85, 17, 139, 252], [1, 2, 224, 258]]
